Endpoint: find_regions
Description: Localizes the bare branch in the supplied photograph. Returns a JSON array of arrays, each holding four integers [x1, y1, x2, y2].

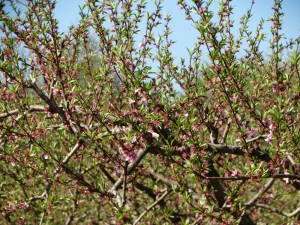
[[286, 153, 297, 167], [246, 135, 268, 143], [0, 109, 19, 119], [39, 211, 45, 225], [0, 105, 45, 119], [29, 105, 46, 111]]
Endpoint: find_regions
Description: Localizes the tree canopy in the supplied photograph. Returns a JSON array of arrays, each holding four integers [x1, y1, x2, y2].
[[0, 0, 300, 224]]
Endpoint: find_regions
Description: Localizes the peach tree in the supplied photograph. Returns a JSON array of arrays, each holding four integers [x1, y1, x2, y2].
[[0, 0, 300, 224]]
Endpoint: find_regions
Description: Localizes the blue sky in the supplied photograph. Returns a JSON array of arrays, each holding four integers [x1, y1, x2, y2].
[[54, 0, 300, 61]]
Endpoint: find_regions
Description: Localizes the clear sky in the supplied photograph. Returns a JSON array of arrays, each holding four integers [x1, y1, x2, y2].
[[54, 0, 300, 61]]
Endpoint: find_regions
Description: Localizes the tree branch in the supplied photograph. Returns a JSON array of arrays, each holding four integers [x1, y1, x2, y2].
[[221, 120, 231, 143], [0, 105, 45, 119], [208, 142, 271, 161], [148, 167, 178, 187], [29, 138, 84, 203], [253, 203, 300, 217], [28, 82, 80, 134], [133, 189, 171, 225], [205, 174, 300, 181], [221, 203, 300, 218], [108, 146, 151, 206], [246, 135, 268, 143], [246, 177, 276, 205], [206, 157, 256, 225]]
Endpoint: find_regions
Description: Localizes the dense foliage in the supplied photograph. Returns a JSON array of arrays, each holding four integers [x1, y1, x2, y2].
[[1, 0, 300, 224]]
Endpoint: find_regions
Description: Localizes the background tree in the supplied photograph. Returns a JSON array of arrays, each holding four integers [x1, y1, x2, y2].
[[0, 0, 300, 224]]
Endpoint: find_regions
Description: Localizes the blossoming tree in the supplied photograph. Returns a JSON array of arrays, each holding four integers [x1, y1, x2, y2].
[[0, 0, 300, 224]]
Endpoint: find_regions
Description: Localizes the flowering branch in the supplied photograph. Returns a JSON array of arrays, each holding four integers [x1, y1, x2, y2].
[[29, 138, 85, 203], [108, 146, 152, 206]]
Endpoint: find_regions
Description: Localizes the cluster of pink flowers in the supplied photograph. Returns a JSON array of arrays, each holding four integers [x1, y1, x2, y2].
[[263, 118, 274, 144]]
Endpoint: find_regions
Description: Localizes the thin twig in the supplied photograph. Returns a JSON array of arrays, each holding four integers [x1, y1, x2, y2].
[[191, 215, 203, 225], [246, 178, 276, 205], [221, 120, 231, 143], [205, 174, 300, 181], [122, 161, 129, 206], [286, 153, 296, 166], [148, 167, 177, 186], [246, 135, 268, 143], [39, 211, 45, 225], [133, 189, 171, 225], [254, 203, 300, 217], [220, 203, 300, 217], [218, 203, 300, 218], [0, 109, 18, 118], [0, 105, 45, 119]]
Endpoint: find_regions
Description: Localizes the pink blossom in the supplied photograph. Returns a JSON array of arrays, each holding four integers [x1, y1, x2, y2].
[[247, 127, 256, 137], [120, 148, 137, 162], [66, 113, 71, 121], [47, 111, 53, 118], [53, 88, 59, 96], [83, 188, 92, 194], [140, 95, 148, 106], [263, 118, 272, 126], [264, 132, 273, 143], [135, 87, 142, 94], [231, 169, 240, 176], [198, 7, 205, 14], [44, 154, 50, 160], [231, 93, 238, 103], [263, 118, 274, 144]]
